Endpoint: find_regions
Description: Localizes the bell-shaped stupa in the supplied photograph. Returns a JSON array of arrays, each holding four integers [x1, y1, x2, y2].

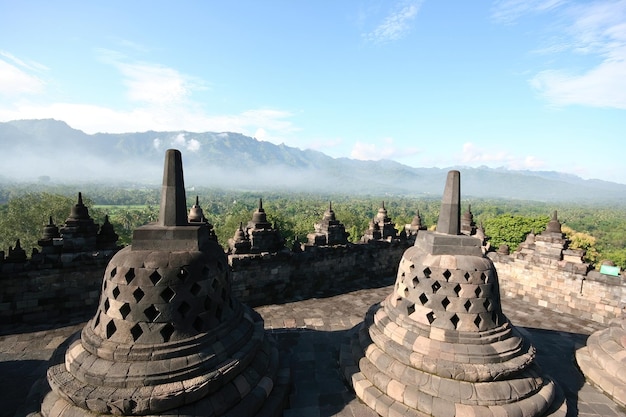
[[341, 170, 566, 417], [39, 149, 288, 417]]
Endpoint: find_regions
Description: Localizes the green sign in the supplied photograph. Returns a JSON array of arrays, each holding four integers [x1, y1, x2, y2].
[[600, 264, 621, 277]]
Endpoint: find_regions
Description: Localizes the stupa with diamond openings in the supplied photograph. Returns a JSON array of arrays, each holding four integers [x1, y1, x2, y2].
[[341, 170, 566, 417], [38, 149, 289, 417]]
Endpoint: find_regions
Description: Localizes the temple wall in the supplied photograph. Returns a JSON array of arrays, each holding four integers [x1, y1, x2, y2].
[[490, 253, 625, 325], [0, 263, 105, 328], [1, 241, 624, 329], [229, 242, 407, 307]]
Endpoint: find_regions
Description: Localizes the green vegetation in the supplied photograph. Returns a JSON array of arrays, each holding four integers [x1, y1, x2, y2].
[[1, 184, 625, 270]]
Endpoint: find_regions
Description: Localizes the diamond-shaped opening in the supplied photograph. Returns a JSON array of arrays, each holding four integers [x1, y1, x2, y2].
[[483, 299, 492, 311], [221, 287, 227, 301], [110, 267, 117, 278], [229, 298, 234, 308], [492, 311, 499, 326], [450, 313, 460, 329], [144, 305, 159, 322], [464, 300, 472, 312], [454, 284, 462, 296], [119, 303, 131, 319], [177, 267, 189, 282], [441, 297, 450, 310], [125, 268, 136, 284], [480, 272, 487, 282], [412, 277, 419, 287], [149, 270, 161, 285], [130, 323, 143, 341], [190, 282, 202, 296], [217, 261, 225, 272], [423, 267, 431, 278], [475, 286, 482, 298], [160, 323, 175, 343], [193, 317, 203, 332], [112, 286, 120, 299], [106, 320, 116, 339], [133, 288, 145, 302], [464, 272, 471, 281], [431, 281, 441, 293], [403, 287, 409, 297], [104, 299, 110, 313], [474, 315, 483, 329], [103, 280, 107, 291], [160, 287, 175, 302], [93, 313, 100, 329], [204, 296, 212, 311], [426, 311, 436, 324], [400, 271, 405, 277], [202, 266, 211, 278], [211, 278, 219, 290], [177, 301, 191, 318], [215, 306, 223, 320], [419, 293, 428, 305], [443, 269, 452, 282], [407, 303, 416, 316]]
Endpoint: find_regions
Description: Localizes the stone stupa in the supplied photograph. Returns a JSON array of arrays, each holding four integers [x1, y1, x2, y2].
[[38, 149, 289, 417], [341, 170, 566, 417]]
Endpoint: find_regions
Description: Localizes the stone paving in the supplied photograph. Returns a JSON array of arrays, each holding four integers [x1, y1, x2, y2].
[[1, 274, 624, 417]]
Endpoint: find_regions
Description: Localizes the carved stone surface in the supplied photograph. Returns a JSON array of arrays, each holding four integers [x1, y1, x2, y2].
[[38, 149, 288, 417], [341, 170, 567, 417], [576, 319, 626, 408]]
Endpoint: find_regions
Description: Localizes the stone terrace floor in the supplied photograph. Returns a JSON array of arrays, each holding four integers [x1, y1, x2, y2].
[[1, 274, 624, 417]]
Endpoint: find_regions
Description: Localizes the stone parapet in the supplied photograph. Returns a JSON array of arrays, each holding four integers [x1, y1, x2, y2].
[[490, 251, 624, 325]]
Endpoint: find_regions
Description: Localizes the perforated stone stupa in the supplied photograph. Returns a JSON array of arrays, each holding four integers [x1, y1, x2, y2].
[[38, 149, 289, 417], [341, 170, 566, 417]]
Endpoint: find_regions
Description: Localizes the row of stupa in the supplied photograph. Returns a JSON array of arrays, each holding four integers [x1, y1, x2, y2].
[[2, 190, 449, 265]]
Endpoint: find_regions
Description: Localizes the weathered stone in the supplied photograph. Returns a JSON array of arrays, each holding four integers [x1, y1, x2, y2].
[[341, 170, 566, 417], [36, 149, 289, 417]]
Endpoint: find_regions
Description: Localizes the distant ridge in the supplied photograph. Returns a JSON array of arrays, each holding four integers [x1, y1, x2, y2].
[[1, 119, 625, 203]]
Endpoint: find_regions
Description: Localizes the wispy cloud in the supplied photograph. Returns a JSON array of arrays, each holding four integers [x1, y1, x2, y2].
[[530, 0, 626, 109], [351, 137, 420, 161], [0, 50, 300, 141], [97, 49, 207, 105], [457, 142, 546, 170], [492, 0, 626, 110], [490, 0, 566, 24], [0, 51, 46, 96], [363, 1, 423, 44]]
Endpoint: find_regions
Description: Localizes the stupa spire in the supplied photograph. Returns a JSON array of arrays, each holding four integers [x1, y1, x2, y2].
[[158, 149, 188, 227], [436, 169, 461, 235]]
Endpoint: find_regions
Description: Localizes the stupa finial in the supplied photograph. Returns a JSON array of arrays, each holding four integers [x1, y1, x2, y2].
[[158, 149, 188, 226], [436, 170, 461, 235]]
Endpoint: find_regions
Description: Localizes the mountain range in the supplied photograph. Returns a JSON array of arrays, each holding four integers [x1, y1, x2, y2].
[[1, 118, 625, 203]]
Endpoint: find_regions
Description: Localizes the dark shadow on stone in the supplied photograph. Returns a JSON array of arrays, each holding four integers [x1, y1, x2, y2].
[[0, 359, 48, 417], [520, 327, 591, 417], [0, 311, 93, 337], [9, 331, 75, 417], [270, 327, 367, 417]]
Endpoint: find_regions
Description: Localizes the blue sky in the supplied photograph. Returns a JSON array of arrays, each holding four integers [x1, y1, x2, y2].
[[1, 0, 625, 184]]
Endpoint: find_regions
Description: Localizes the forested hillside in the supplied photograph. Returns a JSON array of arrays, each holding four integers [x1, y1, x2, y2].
[[1, 184, 625, 269]]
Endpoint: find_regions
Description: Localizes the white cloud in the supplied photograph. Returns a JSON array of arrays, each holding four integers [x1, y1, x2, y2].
[[351, 137, 420, 161], [169, 133, 201, 152], [0, 51, 46, 96], [97, 49, 206, 105], [457, 142, 546, 170], [363, 1, 423, 44]]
